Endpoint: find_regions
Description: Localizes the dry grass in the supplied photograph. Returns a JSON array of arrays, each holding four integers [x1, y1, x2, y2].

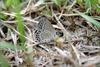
[[0, 0, 100, 67]]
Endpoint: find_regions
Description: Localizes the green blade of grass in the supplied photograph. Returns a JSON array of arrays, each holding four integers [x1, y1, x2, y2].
[[13, 0, 25, 46], [78, 12, 100, 27], [5, 0, 13, 8], [5, 0, 25, 46], [16, 12, 25, 46], [84, 0, 91, 9], [0, 52, 10, 67], [0, 41, 23, 51], [52, 0, 62, 6], [0, 13, 7, 20], [52, 0, 67, 6], [0, 41, 15, 50]]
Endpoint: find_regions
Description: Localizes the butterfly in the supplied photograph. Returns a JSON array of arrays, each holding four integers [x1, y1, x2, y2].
[[34, 16, 58, 43]]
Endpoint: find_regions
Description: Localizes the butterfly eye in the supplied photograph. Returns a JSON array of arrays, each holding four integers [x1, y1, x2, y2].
[[56, 31, 64, 37]]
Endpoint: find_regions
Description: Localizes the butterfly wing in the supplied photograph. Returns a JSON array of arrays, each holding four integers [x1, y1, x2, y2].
[[35, 16, 57, 43]]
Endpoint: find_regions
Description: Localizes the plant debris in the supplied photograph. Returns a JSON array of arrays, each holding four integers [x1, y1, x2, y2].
[[0, 0, 100, 67]]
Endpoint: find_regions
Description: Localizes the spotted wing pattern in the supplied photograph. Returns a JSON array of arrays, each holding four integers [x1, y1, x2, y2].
[[34, 16, 57, 43]]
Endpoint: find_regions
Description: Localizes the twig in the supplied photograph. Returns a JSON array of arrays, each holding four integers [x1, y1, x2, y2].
[[51, 8, 71, 41], [1, 12, 38, 23]]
